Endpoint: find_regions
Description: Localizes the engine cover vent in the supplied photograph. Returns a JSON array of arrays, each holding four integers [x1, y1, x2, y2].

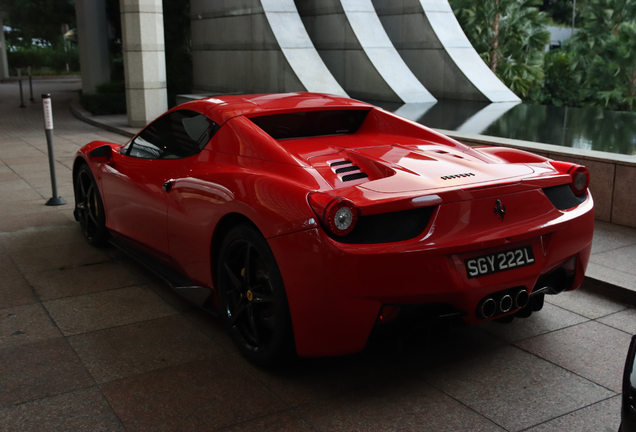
[[329, 160, 352, 167], [441, 173, 475, 180], [328, 159, 369, 182], [335, 166, 360, 174], [342, 172, 369, 182]]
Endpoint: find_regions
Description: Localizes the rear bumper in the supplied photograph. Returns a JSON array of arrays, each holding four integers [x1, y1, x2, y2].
[[269, 190, 594, 357]]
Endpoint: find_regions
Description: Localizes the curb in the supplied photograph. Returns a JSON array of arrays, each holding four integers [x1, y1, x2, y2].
[[70, 98, 136, 138], [581, 277, 636, 306]]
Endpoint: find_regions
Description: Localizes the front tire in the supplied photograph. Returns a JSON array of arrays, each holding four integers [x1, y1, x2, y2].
[[74, 165, 108, 246], [216, 224, 293, 366]]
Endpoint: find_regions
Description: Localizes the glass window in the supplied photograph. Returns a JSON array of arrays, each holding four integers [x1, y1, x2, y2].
[[248, 109, 370, 140], [125, 110, 220, 159]]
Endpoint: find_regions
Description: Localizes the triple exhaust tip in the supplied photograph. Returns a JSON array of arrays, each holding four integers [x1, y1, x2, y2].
[[479, 289, 529, 319]]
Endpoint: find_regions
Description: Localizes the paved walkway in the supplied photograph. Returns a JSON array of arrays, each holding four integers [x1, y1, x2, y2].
[[0, 78, 632, 431]]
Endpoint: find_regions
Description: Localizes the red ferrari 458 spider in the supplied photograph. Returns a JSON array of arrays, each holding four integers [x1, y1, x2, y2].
[[73, 93, 594, 364]]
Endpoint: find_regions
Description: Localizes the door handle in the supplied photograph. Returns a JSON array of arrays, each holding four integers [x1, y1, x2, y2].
[[162, 180, 174, 192]]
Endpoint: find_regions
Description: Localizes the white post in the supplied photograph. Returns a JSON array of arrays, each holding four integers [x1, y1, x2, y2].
[[42, 94, 66, 206]]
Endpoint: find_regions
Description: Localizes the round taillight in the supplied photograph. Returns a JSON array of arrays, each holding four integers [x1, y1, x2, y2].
[[308, 193, 359, 237], [569, 166, 590, 195], [324, 199, 358, 236]]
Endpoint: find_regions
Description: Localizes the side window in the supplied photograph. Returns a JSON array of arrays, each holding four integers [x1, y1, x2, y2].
[[125, 110, 219, 159]]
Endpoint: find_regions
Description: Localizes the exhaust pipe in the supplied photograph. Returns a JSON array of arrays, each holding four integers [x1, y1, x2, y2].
[[480, 298, 496, 319], [515, 289, 529, 309], [499, 295, 513, 313]]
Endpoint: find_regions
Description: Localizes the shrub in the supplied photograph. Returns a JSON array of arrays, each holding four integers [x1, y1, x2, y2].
[[538, 50, 582, 107], [7, 44, 79, 73], [80, 82, 126, 115]]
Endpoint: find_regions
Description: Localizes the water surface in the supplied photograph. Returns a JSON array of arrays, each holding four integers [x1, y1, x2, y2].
[[381, 99, 636, 156]]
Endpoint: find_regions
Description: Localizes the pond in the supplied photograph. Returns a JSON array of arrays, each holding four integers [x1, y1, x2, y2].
[[380, 99, 636, 156]]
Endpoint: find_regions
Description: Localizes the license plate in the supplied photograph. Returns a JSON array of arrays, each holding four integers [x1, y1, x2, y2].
[[465, 246, 535, 279]]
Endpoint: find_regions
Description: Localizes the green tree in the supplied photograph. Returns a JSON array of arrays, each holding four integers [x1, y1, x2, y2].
[[0, 0, 75, 48], [450, 0, 551, 98], [539, 0, 587, 26], [567, 0, 636, 110], [539, 50, 582, 106]]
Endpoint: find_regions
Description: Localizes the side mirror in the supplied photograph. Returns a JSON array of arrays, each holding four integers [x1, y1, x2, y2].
[[89, 145, 113, 164]]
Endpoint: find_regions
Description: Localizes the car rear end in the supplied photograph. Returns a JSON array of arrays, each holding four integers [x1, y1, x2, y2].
[[236, 97, 594, 357], [268, 154, 593, 357]]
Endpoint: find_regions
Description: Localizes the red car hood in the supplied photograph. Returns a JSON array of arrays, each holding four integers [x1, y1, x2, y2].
[[307, 144, 535, 194]]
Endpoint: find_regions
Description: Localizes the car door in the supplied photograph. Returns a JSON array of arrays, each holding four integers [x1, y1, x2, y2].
[[100, 109, 217, 259]]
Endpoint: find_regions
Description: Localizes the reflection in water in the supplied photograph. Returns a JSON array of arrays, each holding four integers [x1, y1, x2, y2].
[[382, 99, 636, 156], [392, 102, 437, 121], [456, 102, 520, 133]]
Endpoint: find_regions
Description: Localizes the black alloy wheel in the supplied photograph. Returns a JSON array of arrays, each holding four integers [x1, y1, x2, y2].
[[216, 224, 293, 365], [74, 165, 108, 246]]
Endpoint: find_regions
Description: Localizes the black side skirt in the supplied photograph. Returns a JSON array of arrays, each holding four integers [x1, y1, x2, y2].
[[109, 238, 218, 316]]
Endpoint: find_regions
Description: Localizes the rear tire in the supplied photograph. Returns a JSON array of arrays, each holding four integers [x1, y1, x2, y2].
[[74, 165, 108, 246], [216, 224, 293, 366]]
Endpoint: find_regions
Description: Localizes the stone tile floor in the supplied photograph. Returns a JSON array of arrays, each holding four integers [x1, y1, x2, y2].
[[0, 78, 632, 431], [587, 221, 636, 293]]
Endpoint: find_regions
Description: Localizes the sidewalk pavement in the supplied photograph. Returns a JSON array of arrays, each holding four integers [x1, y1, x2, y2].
[[0, 78, 632, 431]]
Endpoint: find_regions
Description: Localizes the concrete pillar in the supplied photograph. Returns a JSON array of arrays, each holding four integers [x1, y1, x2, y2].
[[120, 0, 168, 127], [0, 13, 10, 80], [75, 0, 111, 93], [191, 0, 345, 96]]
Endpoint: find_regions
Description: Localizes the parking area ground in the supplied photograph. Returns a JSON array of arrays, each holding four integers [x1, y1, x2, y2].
[[0, 78, 633, 431]]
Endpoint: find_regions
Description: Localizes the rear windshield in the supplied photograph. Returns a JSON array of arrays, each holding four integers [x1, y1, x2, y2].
[[248, 109, 370, 140]]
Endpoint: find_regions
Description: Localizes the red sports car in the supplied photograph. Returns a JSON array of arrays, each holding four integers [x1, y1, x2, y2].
[[73, 93, 594, 364]]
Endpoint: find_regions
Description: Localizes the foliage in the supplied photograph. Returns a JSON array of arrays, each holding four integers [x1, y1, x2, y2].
[[0, 0, 76, 48], [536, 50, 581, 106], [452, 0, 636, 111], [450, 0, 551, 98], [565, 0, 636, 110], [539, 0, 587, 26], [7, 43, 79, 72], [80, 82, 126, 115]]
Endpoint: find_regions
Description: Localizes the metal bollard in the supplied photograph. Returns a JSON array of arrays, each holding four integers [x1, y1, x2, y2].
[[41, 94, 66, 206], [18, 68, 25, 108], [28, 66, 35, 103]]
